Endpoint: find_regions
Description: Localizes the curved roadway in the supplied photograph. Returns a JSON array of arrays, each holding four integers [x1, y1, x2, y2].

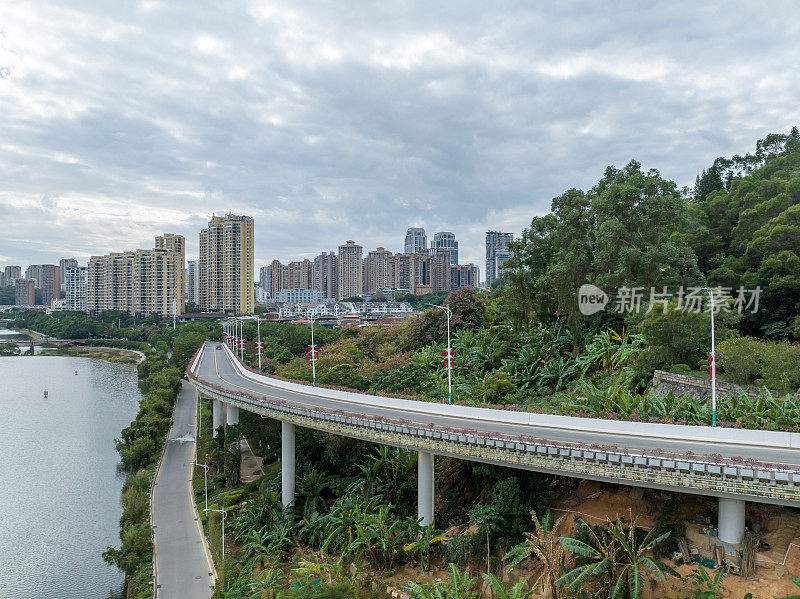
[[196, 343, 800, 471]]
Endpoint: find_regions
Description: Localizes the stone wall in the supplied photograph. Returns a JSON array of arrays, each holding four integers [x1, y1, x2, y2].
[[651, 370, 760, 399]]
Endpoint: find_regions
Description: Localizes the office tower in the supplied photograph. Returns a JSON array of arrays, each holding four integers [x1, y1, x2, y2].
[[87, 239, 184, 317], [59, 259, 78, 290], [25, 264, 60, 305], [404, 227, 427, 255], [64, 266, 88, 311], [363, 247, 393, 294], [313, 252, 337, 299], [432, 232, 458, 265], [450, 264, 478, 290], [259, 265, 272, 297], [199, 214, 254, 314], [186, 259, 200, 305], [15, 279, 35, 306], [485, 231, 513, 288], [4, 266, 21, 285], [337, 240, 363, 300]]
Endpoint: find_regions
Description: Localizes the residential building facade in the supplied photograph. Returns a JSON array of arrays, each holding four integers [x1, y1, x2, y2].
[[404, 227, 427, 255], [337, 240, 363, 300], [432, 232, 458, 265], [25, 264, 60, 305], [362, 247, 393, 294], [59, 258, 78, 291], [450, 264, 479, 290], [186, 259, 200, 305], [64, 266, 88, 312], [4, 266, 21, 286], [15, 279, 35, 306], [485, 231, 513, 287], [87, 239, 184, 317], [275, 288, 324, 303], [199, 214, 254, 314], [313, 252, 337, 299]]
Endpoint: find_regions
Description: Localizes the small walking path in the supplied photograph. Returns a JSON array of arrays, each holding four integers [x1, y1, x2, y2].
[[151, 380, 215, 598], [240, 437, 264, 483]]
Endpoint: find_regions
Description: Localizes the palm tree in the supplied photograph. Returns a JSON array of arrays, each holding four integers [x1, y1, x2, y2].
[[505, 510, 568, 599], [296, 468, 330, 517], [557, 515, 678, 599], [482, 573, 533, 599]]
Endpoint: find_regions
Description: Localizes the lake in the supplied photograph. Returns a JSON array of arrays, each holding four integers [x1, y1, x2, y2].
[[0, 352, 141, 598]]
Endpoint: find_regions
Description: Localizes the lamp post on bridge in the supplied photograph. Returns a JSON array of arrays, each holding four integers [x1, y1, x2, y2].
[[701, 287, 717, 427], [426, 303, 453, 405]]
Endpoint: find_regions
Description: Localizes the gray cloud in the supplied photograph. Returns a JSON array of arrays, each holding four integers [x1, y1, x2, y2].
[[1, 1, 799, 269]]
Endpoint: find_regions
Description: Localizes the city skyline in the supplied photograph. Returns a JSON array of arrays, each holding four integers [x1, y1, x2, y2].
[[2, 4, 799, 269]]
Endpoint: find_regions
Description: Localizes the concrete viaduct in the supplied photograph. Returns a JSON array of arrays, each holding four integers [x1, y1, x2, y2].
[[188, 341, 800, 549]]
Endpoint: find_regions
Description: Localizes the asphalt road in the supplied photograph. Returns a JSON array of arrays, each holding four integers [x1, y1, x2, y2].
[[151, 380, 215, 599], [197, 342, 800, 468]]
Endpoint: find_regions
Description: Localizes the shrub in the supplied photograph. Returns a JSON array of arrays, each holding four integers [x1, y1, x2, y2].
[[672, 364, 692, 374]]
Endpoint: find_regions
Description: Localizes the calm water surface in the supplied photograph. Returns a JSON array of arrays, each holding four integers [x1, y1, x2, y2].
[[0, 352, 141, 598]]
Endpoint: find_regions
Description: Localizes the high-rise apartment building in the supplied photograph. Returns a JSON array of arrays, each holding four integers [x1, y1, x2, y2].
[[156, 233, 186, 299], [485, 231, 513, 288], [199, 214, 254, 314], [313, 252, 337, 299], [259, 265, 272, 297], [25, 264, 60, 305], [404, 227, 427, 255], [363, 247, 393, 294], [15, 279, 35, 306], [450, 264, 478, 290], [4, 266, 21, 286], [432, 232, 458, 265], [64, 266, 88, 311], [59, 259, 78, 290], [88, 239, 184, 317], [0, 271, 5, 287], [186, 259, 200, 305], [390, 253, 412, 291], [337, 240, 363, 300]]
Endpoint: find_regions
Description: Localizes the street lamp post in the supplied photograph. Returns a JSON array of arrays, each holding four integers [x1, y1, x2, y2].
[[309, 312, 316, 387], [204, 508, 227, 558], [193, 461, 209, 514], [256, 317, 262, 374], [709, 291, 717, 428], [426, 303, 453, 405]]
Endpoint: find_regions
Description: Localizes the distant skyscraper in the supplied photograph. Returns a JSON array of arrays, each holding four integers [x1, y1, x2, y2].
[[186, 259, 200, 305], [485, 231, 513, 288], [313, 252, 337, 299], [259, 265, 272, 297], [25, 264, 60, 305], [15, 279, 35, 306], [337, 240, 363, 300], [64, 266, 88, 312], [363, 247, 393, 294], [156, 233, 186, 301], [4, 266, 21, 285], [432, 232, 458, 265], [199, 214, 254, 314], [59, 258, 78, 290], [404, 227, 427, 255]]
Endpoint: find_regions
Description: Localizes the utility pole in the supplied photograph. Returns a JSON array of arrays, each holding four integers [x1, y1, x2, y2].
[[256, 317, 262, 374], [310, 312, 316, 386]]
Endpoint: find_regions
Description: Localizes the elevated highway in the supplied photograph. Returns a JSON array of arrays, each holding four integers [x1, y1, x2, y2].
[[188, 341, 800, 546]]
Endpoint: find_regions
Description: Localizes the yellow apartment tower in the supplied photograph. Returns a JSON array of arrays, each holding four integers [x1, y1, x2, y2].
[[199, 213, 254, 314]]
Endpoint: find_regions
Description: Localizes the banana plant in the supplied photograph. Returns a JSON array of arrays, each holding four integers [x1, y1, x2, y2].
[[481, 573, 533, 599]]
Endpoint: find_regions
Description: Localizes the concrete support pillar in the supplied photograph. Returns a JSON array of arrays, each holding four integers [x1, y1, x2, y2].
[[212, 399, 223, 434], [718, 497, 745, 545], [281, 421, 295, 509], [226, 404, 239, 426], [418, 451, 434, 527]]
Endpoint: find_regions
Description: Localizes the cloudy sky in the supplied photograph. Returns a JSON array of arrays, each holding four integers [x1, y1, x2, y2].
[[1, 1, 799, 272]]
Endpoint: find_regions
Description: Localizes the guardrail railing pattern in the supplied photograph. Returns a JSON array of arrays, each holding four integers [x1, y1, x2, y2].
[[187, 371, 800, 507]]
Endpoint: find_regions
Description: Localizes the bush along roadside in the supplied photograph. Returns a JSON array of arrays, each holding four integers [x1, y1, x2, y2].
[[102, 350, 183, 599]]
